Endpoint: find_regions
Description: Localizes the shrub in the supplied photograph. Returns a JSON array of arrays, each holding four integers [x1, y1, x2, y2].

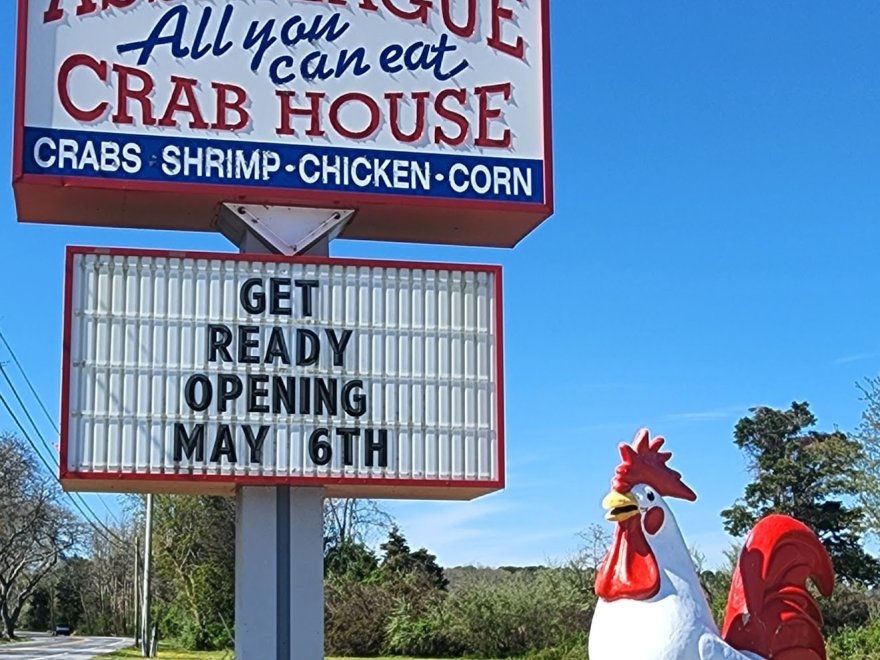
[[520, 635, 588, 660], [383, 601, 464, 657], [443, 568, 591, 657], [821, 585, 879, 634], [325, 576, 393, 656], [827, 618, 880, 660]]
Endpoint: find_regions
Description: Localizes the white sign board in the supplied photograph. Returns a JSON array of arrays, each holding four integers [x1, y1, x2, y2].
[[61, 247, 504, 499], [15, 0, 552, 246]]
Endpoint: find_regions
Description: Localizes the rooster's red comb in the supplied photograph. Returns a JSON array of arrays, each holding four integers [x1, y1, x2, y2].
[[611, 428, 697, 501]]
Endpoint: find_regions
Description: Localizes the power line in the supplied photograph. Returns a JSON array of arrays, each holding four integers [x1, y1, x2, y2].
[[0, 360, 120, 523], [0, 387, 125, 546], [0, 329, 61, 434], [0, 330, 119, 522]]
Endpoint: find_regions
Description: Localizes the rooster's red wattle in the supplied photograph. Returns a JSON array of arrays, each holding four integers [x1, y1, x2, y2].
[[588, 429, 834, 660]]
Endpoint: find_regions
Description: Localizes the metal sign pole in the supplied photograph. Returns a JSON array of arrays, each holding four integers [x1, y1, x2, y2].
[[141, 494, 153, 657], [219, 205, 352, 660]]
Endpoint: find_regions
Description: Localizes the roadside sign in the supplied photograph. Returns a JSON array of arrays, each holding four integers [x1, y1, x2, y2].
[[61, 247, 504, 498], [14, 0, 552, 247]]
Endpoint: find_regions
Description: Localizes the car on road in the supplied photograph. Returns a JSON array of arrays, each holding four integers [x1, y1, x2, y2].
[[52, 624, 71, 636]]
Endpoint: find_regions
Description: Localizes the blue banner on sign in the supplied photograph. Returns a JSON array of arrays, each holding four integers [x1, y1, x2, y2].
[[22, 127, 544, 204]]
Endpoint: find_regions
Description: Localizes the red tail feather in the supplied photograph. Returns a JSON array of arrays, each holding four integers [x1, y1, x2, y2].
[[722, 515, 834, 660]]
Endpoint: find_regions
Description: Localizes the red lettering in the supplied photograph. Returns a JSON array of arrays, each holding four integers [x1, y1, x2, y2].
[[382, 0, 430, 23], [44, 0, 180, 21], [158, 76, 209, 129], [211, 83, 250, 131], [276, 91, 326, 137], [441, 0, 477, 38], [474, 83, 511, 148], [76, 0, 99, 16], [43, 0, 66, 22], [385, 91, 430, 143], [329, 93, 381, 140], [57, 54, 108, 122], [487, 0, 524, 59], [433, 88, 469, 146], [474, 83, 510, 149], [111, 64, 156, 126], [300, 0, 381, 9], [43, 0, 99, 22]]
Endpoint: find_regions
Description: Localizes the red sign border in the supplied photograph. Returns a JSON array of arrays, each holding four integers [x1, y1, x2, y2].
[[60, 246, 505, 500], [13, 0, 553, 248]]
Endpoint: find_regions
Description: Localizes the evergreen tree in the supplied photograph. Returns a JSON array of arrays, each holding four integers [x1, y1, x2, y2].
[[23, 587, 52, 631], [722, 402, 879, 585], [324, 541, 379, 581], [54, 558, 87, 630], [380, 526, 448, 591]]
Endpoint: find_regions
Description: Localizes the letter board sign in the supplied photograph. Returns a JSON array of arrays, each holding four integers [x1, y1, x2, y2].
[[61, 247, 504, 498], [14, 0, 553, 247]]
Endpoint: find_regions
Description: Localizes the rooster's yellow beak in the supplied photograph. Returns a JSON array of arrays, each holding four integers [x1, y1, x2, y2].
[[602, 490, 640, 522]]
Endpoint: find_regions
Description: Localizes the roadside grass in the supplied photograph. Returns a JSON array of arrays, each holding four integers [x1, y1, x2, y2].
[[98, 648, 230, 659], [98, 648, 449, 660]]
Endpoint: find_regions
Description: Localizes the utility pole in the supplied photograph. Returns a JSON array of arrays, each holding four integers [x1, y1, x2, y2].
[[133, 534, 140, 648], [141, 495, 153, 657]]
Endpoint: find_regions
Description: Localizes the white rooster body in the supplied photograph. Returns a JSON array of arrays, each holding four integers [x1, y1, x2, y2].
[[588, 430, 834, 660], [588, 484, 758, 660]]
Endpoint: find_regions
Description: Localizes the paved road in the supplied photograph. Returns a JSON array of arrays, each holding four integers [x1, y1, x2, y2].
[[0, 633, 131, 659]]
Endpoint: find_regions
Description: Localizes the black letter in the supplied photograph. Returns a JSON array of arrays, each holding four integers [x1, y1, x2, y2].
[[238, 325, 260, 363], [299, 377, 311, 414], [184, 374, 212, 412], [207, 324, 233, 362], [315, 378, 338, 416], [218, 374, 243, 412], [244, 425, 269, 463], [264, 327, 291, 364], [295, 279, 319, 317], [272, 376, 296, 414], [270, 278, 292, 315], [247, 375, 269, 413], [296, 329, 320, 366], [174, 423, 205, 462], [325, 329, 353, 367], [342, 380, 366, 417], [364, 429, 388, 468], [337, 427, 359, 466], [309, 428, 332, 465], [210, 424, 238, 463], [240, 278, 265, 314]]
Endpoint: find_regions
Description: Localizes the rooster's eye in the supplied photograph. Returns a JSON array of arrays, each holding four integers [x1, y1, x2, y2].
[[647, 491, 656, 502]]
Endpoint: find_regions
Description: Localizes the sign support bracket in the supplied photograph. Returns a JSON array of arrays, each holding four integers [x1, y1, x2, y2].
[[215, 204, 354, 257], [220, 204, 354, 660]]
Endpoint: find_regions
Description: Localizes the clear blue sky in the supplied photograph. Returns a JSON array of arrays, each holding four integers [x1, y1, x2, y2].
[[2, 2, 880, 568]]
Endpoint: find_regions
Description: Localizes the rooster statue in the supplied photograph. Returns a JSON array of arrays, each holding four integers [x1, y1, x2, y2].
[[588, 429, 835, 660]]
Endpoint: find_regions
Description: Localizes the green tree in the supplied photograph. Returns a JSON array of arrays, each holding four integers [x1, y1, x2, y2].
[[150, 495, 235, 650], [722, 402, 879, 585], [54, 557, 87, 631], [853, 377, 880, 538], [380, 526, 448, 591], [324, 541, 379, 580], [22, 586, 51, 631]]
